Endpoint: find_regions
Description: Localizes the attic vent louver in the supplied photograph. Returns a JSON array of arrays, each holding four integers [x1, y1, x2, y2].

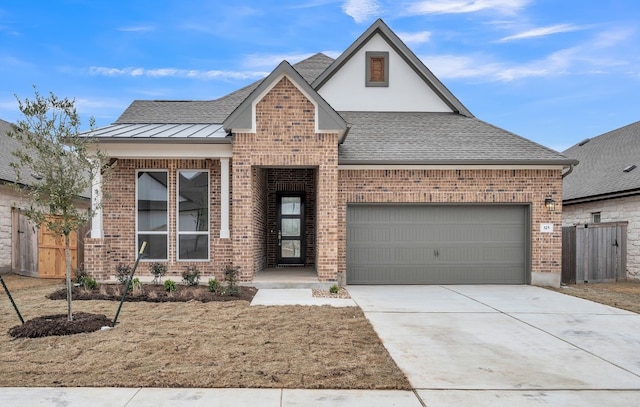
[[623, 165, 637, 173], [578, 138, 591, 146]]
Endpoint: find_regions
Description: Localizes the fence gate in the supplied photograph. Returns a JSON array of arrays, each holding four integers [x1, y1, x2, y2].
[[11, 209, 38, 277], [12, 210, 82, 279], [562, 222, 627, 284]]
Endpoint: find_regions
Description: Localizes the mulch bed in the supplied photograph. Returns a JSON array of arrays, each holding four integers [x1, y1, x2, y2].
[[9, 284, 258, 339], [47, 284, 257, 303], [9, 312, 113, 338]]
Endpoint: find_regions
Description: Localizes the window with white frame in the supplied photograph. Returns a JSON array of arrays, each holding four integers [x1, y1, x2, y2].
[[177, 170, 209, 260], [137, 171, 168, 260], [591, 212, 601, 224]]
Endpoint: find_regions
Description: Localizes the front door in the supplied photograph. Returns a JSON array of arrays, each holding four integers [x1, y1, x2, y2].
[[277, 194, 305, 264]]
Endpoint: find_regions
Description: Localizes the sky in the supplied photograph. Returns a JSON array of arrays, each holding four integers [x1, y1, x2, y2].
[[1, 0, 639, 153]]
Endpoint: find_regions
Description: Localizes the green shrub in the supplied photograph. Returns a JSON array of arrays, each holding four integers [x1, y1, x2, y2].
[[223, 265, 240, 296], [74, 264, 89, 285], [208, 278, 222, 294], [149, 262, 167, 285], [164, 279, 177, 292], [83, 277, 98, 290], [329, 284, 339, 294], [115, 263, 131, 285], [182, 265, 201, 286]]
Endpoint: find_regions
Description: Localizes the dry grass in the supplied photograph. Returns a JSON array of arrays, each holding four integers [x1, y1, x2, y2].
[[548, 281, 640, 314], [0, 275, 409, 389]]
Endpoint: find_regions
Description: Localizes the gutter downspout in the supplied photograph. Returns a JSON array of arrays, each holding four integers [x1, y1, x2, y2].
[[562, 163, 576, 178]]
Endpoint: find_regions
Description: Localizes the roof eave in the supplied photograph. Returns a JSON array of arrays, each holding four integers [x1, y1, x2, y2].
[[338, 159, 578, 166], [563, 188, 640, 205], [89, 137, 232, 144]]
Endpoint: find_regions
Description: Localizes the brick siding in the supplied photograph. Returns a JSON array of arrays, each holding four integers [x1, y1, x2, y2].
[[338, 169, 564, 283], [232, 76, 338, 281], [84, 158, 230, 280]]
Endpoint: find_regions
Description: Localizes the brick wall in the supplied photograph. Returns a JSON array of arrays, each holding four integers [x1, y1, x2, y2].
[[563, 194, 640, 279], [338, 168, 564, 286], [85, 158, 230, 280], [232, 76, 338, 281]]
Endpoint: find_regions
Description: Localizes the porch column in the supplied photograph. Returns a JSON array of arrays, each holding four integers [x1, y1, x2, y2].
[[90, 168, 103, 238], [220, 157, 230, 238]]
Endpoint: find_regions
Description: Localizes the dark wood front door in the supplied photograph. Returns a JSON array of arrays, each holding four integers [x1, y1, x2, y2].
[[277, 194, 305, 264]]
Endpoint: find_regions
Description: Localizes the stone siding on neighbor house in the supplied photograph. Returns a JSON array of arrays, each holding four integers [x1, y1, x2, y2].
[[0, 185, 31, 273], [232, 76, 338, 282], [338, 169, 564, 286], [84, 158, 231, 281], [563, 194, 640, 279]]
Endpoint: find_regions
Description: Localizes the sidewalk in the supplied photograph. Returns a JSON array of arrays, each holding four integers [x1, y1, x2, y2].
[[0, 387, 423, 406]]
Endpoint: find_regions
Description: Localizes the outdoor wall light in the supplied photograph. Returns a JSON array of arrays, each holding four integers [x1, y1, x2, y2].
[[544, 198, 555, 212]]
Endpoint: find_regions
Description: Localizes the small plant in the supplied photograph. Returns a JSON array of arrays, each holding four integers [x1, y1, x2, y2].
[[132, 278, 143, 295], [164, 279, 177, 292], [82, 277, 99, 290], [149, 262, 167, 285], [74, 264, 89, 285], [115, 263, 132, 285], [182, 265, 201, 286], [223, 265, 240, 296], [208, 278, 223, 294], [329, 284, 340, 294]]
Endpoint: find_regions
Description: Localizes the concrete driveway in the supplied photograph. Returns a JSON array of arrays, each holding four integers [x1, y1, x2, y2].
[[347, 285, 640, 406]]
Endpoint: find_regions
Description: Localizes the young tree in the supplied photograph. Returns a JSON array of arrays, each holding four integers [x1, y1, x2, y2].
[[8, 88, 108, 321]]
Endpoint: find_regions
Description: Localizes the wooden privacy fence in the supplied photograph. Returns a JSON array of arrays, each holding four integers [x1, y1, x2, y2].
[[11, 209, 86, 279], [562, 222, 627, 284]]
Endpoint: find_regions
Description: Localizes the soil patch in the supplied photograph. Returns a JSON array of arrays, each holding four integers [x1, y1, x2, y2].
[[548, 281, 640, 314], [47, 284, 257, 303]]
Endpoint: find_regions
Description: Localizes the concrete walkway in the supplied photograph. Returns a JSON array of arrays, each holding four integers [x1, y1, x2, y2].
[[347, 285, 640, 406], [3, 285, 640, 406]]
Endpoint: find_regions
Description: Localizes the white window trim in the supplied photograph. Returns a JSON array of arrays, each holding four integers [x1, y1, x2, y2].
[[176, 169, 210, 261], [136, 170, 169, 261]]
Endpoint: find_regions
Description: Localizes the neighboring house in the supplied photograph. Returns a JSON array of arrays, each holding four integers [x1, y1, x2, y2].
[[0, 118, 90, 277], [84, 19, 575, 287], [562, 121, 640, 280]]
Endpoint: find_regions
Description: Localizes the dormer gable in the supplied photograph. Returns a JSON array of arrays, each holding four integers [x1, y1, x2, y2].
[[313, 19, 472, 116], [223, 60, 348, 142]]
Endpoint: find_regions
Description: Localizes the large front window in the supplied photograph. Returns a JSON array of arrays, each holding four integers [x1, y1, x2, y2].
[[137, 171, 168, 260], [178, 170, 209, 260]]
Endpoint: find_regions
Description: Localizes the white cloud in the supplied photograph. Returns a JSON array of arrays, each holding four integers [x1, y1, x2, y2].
[[243, 53, 318, 69], [117, 25, 155, 32], [408, 0, 531, 15], [342, 0, 380, 23], [499, 24, 586, 42], [398, 31, 432, 45], [422, 25, 638, 82], [88, 66, 268, 80]]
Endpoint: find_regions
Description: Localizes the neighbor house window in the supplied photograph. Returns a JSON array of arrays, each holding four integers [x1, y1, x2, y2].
[[366, 51, 389, 87], [177, 170, 209, 260], [591, 212, 601, 223], [137, 171, 168, 260]]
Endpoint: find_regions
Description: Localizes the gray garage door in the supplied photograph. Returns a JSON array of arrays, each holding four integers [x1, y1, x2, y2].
[[346, 205, 528, 284]]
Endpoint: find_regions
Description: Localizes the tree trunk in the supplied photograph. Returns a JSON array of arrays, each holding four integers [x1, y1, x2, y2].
[[65, 233, 73, 321]]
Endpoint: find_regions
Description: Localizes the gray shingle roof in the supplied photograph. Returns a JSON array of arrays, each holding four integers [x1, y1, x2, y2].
[[563, 120, 640, 202], [0, 118, 38, 185], [338, 112, 573, 164], [0, 119, 19, 183], [114, 53, 333, 125]]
